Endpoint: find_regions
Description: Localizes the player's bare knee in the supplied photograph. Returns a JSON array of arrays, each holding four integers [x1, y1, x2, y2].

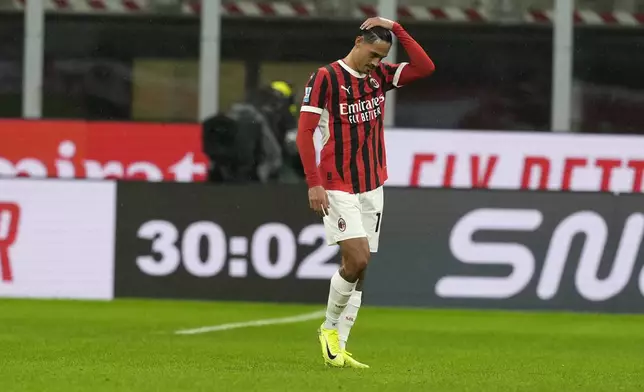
[[340, 238, 370, 279], [353, 245, 370, 272], [343, 257, 368, 281], [353, 251, 370, 274]]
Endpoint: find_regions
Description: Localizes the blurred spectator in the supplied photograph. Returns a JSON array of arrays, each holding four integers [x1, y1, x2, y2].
[[268, 80, 307, 182], [202, 82, 299, 183]]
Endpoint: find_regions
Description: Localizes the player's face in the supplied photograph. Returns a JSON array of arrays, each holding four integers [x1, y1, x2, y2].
[[355, 37, 391, 74]]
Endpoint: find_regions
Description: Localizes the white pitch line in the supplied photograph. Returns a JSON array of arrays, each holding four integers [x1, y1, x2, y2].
[[174, 310, 326, 335]]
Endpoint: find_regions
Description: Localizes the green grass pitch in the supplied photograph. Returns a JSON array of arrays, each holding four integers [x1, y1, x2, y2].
[[1, 298, 643, 391]]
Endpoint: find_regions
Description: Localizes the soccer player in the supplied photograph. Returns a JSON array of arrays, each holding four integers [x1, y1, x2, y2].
[[296, 16, 436, 368]]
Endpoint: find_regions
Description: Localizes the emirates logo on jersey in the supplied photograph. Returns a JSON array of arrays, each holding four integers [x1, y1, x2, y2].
[[340, 94, 385, 125]]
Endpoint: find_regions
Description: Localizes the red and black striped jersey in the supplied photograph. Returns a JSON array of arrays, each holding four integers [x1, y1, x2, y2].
[[300, 59, 407, 194]]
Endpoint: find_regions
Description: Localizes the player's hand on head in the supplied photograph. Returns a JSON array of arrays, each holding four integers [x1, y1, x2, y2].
[[360, 17, 395, 31], [308, 186, 330, 218]]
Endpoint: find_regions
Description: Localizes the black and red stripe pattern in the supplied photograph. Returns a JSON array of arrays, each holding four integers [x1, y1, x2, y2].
[[301, 60, 404, 194]]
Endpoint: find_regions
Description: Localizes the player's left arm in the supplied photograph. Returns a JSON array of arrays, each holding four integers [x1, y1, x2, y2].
[[390, 22, 435, 87]]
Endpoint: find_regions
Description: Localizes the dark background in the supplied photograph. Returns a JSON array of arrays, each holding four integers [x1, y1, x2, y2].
[[3, 13, 644, 133]]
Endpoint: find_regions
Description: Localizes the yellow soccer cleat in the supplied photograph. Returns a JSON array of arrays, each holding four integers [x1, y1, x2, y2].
[[343, 351, 370, 369], [317, 326, 345, 367]]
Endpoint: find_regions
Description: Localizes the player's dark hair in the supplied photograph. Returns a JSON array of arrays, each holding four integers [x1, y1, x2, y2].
[[361, 26, 392, 44]]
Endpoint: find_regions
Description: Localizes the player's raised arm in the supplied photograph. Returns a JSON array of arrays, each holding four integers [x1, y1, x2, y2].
[[391, 22, 435, 85], [362, 17, 435, 87], [296, 68, 330, 216]]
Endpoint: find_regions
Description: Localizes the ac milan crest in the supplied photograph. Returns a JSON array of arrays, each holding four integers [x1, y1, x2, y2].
[[369, 77, 380, 89], [338, 218, 346, 232]]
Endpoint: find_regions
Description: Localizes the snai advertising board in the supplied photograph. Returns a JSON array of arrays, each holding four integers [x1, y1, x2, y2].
[[1, 177, 644, 312]]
